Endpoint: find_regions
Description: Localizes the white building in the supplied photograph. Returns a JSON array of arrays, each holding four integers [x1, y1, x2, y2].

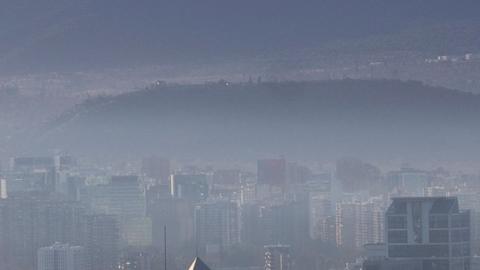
[[37, 243, 86, 270]]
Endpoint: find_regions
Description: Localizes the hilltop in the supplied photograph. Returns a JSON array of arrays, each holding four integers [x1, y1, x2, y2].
[[35, 79, 480, 161]]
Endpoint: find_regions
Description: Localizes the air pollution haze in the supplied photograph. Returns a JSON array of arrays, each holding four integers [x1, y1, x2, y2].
[[0, 1, 480, 270]]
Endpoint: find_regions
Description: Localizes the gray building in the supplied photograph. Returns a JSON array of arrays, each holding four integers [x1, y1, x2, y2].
[[194, 201, 240, 255], [83, 214, 119, 270], [86, 176, 151, 246], [170, 174, 208, 202], [384, 197, 471, 270]]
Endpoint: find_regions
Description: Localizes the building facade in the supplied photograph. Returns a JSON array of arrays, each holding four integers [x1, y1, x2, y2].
[[385, 197, 471, 270]]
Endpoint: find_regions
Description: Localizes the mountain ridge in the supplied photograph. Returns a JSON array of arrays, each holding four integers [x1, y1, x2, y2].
[[33, 79, 480, 161], [1, 0, 480, 73]]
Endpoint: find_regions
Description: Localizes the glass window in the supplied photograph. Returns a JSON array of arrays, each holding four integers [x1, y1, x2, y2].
[[451, 244, 471, 257], [452, 230, 462, 242], [388, 216, 407, 229], [389, 245, 449, 258], [389, 201, 407, 214], [429, 230, 449, 243], [452, 214, 469, 228], [388, 230, 408, 243], [429, 215, 448, 228], [462, 229, 470, 241], [423, 259, 449, 270], [451, 229, 470, 242]]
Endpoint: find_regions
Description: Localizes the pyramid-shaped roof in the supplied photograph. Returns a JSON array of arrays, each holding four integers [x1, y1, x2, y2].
[[188, 257, 211, 270]]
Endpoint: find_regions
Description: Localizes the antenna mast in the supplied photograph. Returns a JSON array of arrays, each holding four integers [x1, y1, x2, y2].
[[164, 225, 167, 270]]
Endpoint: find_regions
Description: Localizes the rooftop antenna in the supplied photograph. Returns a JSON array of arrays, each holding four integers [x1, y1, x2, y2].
[[195, 226, 199, 257], [164, 225, 167, 270]]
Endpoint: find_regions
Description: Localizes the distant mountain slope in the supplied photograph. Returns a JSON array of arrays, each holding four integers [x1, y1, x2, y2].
[[37, 80, 480, 161], [317, 21, 480, 55], [1, 0, 479, 73]]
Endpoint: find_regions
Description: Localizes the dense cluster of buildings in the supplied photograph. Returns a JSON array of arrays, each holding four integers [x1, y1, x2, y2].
[[0, 156, 478, 270]]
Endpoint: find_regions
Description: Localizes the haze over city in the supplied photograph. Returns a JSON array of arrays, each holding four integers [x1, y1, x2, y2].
[[1, 1, 480, 270]]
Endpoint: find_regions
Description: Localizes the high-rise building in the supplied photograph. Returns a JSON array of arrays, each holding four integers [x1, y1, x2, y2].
[[5, 156, 57, 193], [194, 201, 240, 254], [170, 174, 208, 202], [5, 155, 76, 196], [149, 198, 194, 251], [385, 197, 471, 270], [454, 192, 480, 254], [286, 162, 311, 185], [0, 178, 7, 198], [309, 190, 333, 240], [10, 157, 55, 172], [37, 243, 86, 270], [0, 198, 86, 270], [83, 214, 120, 270], [257, 159, 287, 187], [118, 247, 156, 270], [213, 169, 241, 187], [317, 216, 336, 244], [240, 174, 256, 205], [141, 157, 170, 185], [336, 200, 384, 249], [335, 158, 381, 193], [260, 200, 310, 248], [86, 176, 151, 247], [264, 245, 291, 270], [336, 202, 357, 248], [387, 168, 428, 196]]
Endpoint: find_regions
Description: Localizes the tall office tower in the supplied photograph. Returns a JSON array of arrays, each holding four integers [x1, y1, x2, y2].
[[194, 201, 240, 255], [260, 200, 310, 248], [264, 245, 291, 270], [170, 174, 208, 202], [141, 157, 170, 184], [149, 198, 194, 251], [10, 156, 55, 171], [240, 174, 256, 205], [37, 243, 86, 270], [385, 197, 471, 270], [257, 159, 287, 187], [56, 174, 85, 200], [6, 156, 57, 193], [317, 216, 336, 244], [424, 186, 448, 197], [83, 214, 120, 270], [335, 158, 381, 193], [455, 192, 480, 254], [0, 198, 86, 270], [213, 169, 241, 187], [372, 205, 385, 244], [386, 168, 428, 196], [286, 162, 312, 185], [0, 178, 7, 198], [358, 202, 385, 245], [336, 202, 358, 248], [88, 176, 151, 246], [336, 201, 384, 249], [118, 247, 155, 270], [55, 156, 77, 172], [145, 184, 171, 213], [240, 203, 263, 246], [309, 190, 333, 240]]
